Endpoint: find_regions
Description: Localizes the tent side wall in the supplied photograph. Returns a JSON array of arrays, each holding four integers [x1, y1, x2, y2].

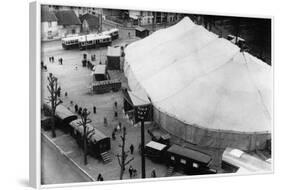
[[125, 59, 270, 151], [153, 106, 270, 151]]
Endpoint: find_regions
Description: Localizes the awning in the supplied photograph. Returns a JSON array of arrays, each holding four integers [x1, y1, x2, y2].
[[127, 89, 150, 106]]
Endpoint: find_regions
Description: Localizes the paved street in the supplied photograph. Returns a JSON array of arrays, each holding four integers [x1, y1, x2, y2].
[[41, 138, 91, 185]]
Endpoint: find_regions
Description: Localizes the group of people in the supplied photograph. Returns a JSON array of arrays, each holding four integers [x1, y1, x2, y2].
[[48, 56, 63, 65], [128, 165, 137, 178], [74, 104, 87, 116], [97, 173, 104, 181], [41, 61, 47, 71], [48, 56, 55, 63]]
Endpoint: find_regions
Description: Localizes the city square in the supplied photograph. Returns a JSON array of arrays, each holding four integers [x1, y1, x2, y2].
[[40, 5, 272, 185]]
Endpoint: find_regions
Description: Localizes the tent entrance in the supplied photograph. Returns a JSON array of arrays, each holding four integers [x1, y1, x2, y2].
[[122, 89, 153, 124]]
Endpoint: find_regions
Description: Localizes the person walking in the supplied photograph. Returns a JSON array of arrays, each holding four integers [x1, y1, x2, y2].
[[57, 86, 61, 97], [74, 104, 78, 113], [130, 144, 134, 155], [111, 131, 116, 140], [97, 173, 104, 181], [151, 168, 156, 178], [78, 107, 82, 115], [128, 165, 133, 178]]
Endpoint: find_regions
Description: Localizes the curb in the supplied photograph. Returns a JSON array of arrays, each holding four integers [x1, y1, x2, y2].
[[41, 132, 96, 182]]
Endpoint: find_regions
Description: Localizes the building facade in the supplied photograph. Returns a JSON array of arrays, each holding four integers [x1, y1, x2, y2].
[[54, 10, 82, 38], [41, 6, 59, 41]]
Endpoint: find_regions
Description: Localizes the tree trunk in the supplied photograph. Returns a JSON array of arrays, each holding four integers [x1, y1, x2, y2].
[[51, 110, 56, 138], [84, 127, 88, 165], [119, 166, 123, 180]]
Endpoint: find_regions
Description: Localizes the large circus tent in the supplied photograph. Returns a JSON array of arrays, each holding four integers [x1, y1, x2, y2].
[[124, 17, 272, 151]]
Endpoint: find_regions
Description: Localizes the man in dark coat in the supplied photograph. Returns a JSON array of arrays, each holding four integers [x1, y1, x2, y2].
[[130, 144, 134, 155], [129, 165, 133, 178]]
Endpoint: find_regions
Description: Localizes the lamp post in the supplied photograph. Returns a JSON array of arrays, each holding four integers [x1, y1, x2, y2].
[[137, 106, 148, 178]]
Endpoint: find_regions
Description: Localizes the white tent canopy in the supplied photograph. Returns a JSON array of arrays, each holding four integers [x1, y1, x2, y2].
[[124, 17, 272, 150]]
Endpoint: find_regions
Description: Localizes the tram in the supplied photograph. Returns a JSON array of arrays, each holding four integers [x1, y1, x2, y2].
[[78, 33, 112, 50], [61, 36, 80, 50], [102, 28, 119, 40]]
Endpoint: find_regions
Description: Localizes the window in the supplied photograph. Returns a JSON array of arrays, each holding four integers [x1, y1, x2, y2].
[[180, 159, 186, 164], [193, 162, 199, 168], [48, 22, 52, 28]]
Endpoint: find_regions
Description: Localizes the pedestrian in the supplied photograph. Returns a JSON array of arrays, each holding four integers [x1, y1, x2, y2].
[[65, 92, 68, 97], [114, 111, 118, 118], [113, 127, 117, 133], [57, 86, 61, 97], [128, 32, 131, 38], [49, 57, 51, 62], [151, 168, 156, 178], [130, 144, 134, 155], [112, 131, 116, 140], [93, 106, 96, 114], [128, 165, 133, 178], [114, 101, 117, 108], [104, 117, 107, 126], [51, 56, 54, 63], [70, 100, 73, 105], [41, 61, 44, 69], [74, 104, 78, 113], [78, 107, 82, 115], [116, 123, 121, 132], [132, 168, 137, 177], [97, 173, 104, 181]]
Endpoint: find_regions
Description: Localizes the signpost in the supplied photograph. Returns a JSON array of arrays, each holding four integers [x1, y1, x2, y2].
[[137, 106, 148, 178]]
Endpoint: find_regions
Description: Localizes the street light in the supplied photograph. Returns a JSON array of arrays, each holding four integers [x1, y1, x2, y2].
[[137, 106, 148, 178]]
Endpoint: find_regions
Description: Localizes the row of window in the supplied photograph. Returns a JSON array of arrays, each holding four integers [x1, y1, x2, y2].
[[80, 38, 110, 46], [170, 156, 199, 168], [64, 40, 78, 45]]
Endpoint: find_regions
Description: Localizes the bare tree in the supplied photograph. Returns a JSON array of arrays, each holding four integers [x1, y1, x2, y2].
[[46, 73, 62, 138], [116, 126, 134, 180], [78, 108, 94, 165]]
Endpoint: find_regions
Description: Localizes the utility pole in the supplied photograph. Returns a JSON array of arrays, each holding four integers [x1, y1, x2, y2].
[[137, 106, 148, 178]]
